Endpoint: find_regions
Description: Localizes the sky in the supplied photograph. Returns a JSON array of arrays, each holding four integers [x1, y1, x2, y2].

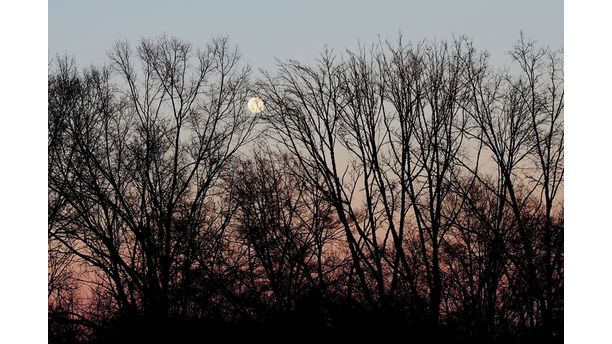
[[49, 0, 563, 71]]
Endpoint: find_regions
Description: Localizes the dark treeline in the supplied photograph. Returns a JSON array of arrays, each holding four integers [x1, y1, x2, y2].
[[48, 35, 563, 344]]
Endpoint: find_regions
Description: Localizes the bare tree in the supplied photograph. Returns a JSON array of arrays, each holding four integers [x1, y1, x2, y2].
[[258, 50, 382, 306], [459, 35, 564, 339], [49, 36, 255, 332], [228, 147, 344, 313], [258, 38, 475, 331]]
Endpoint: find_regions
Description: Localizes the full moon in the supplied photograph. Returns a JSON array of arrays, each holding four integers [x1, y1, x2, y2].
[[247, 97, 265, 114]]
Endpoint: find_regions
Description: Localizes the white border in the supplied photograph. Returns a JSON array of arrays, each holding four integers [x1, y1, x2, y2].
[[0, 1, 48, 343], [565, 0, 612, 343]]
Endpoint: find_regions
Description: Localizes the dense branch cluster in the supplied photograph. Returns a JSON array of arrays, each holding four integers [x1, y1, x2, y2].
[[49, 35, 563, 343]]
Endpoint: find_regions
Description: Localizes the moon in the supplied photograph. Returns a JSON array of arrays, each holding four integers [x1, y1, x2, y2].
[[247, 96, 265, 114]]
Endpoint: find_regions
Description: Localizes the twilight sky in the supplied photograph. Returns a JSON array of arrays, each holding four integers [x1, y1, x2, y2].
[[49, 0, 563, 71]]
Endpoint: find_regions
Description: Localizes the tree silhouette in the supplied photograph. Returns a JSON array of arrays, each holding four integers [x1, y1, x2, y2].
[[49, 35, 563, 344]]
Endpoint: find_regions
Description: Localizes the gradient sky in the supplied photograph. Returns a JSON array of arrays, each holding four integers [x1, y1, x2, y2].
[[49, 0, 563, 71]]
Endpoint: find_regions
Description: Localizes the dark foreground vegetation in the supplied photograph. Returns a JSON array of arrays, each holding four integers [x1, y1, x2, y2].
[[49, 34, 563, 343]]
